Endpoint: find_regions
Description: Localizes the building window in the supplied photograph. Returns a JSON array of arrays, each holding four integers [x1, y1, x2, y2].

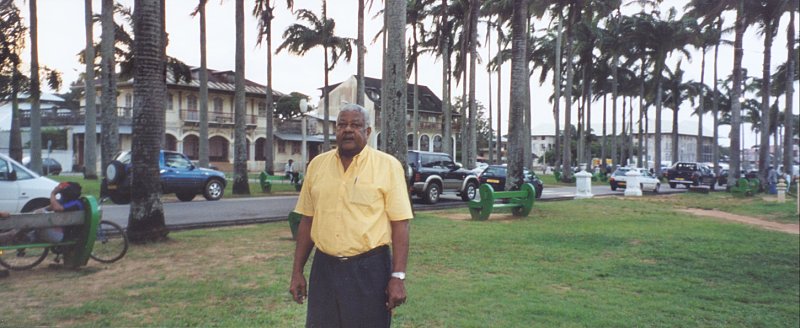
[[407, 134, 414, 148], [187, 95, 198, 111], [166, 93, 173, 110], [278, 140, 286, 154], [213, 98, 223, 113], [292, 141, 301, 155], [420, 135, 430, 151], [433, 135, 442, 152], [125, 94, 132, 108], [258, 101, 267, 116]]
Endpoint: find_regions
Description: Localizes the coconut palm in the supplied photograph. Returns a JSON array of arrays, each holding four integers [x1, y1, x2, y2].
[[127, 0, 168, 243], [232, 0, 249, 195], [277, 3, 354, 151], [661, 62, 698, 163], [506, 0, 527, 191], [83, 0, 98, 179], [253, 0, 294, 175], [383, 0, 407, 162], [406, 0, 432, 151], [99, 0, 119, 173], [27, 0, 42, 174], [779, 9, 797, 171], [0, 0, 26, 161], [191, 1, 210, 168]]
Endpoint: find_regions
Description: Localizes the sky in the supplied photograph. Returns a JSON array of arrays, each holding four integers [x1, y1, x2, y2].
[[10, 0, 800, 149]]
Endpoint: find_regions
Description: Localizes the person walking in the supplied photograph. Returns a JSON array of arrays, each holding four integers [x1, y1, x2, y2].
[[767, 166, 778, 195], [289, 104, 413, 327], [285, 159, 296, 183]]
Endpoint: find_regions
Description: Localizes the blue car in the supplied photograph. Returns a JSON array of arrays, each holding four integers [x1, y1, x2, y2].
[[478, 165, 543, 199], [102, 150, 227, 204]]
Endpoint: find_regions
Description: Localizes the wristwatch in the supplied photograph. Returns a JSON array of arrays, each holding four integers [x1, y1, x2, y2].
[[390, 272, 406, 280]]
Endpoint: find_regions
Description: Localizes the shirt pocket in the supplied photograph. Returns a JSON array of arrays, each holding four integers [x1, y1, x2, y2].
[[350, 182, 380, 206]]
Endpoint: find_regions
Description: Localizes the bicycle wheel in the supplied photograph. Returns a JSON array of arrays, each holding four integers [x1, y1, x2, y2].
[[90, 220, 128, 263], [0, 247, 49, 270]]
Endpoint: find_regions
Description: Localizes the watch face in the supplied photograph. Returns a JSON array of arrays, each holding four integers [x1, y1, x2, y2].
[[391, 272, 406, 280]]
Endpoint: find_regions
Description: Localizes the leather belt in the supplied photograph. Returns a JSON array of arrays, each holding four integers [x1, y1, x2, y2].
[[326, 245, 389, 262]]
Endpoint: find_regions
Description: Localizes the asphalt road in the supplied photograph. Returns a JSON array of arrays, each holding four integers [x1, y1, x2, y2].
[[100, 184, 690, 231]]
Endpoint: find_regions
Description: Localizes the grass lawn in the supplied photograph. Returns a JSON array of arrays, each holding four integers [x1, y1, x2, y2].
[[1, 194, 797, 327]]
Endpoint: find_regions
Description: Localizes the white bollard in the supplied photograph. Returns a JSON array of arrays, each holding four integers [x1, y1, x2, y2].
[[776, 178, 786, 203], [575, 170, 594, 199], [624, 169, 643, 197]]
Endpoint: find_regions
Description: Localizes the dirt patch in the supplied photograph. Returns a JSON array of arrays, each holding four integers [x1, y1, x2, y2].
[[678, 209, 799, 235], [432, 210, 521, 222]]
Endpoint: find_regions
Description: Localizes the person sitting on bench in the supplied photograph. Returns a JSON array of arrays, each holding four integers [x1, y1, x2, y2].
[[0, 182, 84, 245]]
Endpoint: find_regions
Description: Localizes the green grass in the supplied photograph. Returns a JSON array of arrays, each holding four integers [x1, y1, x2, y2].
[[1, 194, 797, 327]]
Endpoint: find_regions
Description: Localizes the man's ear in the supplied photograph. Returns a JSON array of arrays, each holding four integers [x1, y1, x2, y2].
[[366, 126, 372, 137]]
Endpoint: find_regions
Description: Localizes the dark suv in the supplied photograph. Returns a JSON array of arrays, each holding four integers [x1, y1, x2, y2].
[[407, 150, 480, 204], [102, 150, 227, 204], [665, 162, 717, 190]]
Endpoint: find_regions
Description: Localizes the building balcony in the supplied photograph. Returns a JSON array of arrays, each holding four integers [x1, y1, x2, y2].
[[20, 107, 133, 127], [180, 110, 258, 127]]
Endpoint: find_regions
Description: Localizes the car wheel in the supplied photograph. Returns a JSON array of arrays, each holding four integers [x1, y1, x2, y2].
[[461, 181, 477, 201], [109, 192, 131, 205], [610, 183, 617, 191], [105, 160, 127, 184], [203, 179, 224, 201], [709, 182, 715, 191], [669, 182, 676, 188], [423, 182, 441, 204], [653, 183, 660, 193], [535, 186, 543, 199], [176, 192, 195, 202], [20, 199, 51, 213]]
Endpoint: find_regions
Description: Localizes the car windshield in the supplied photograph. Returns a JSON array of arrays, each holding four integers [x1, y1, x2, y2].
[[613, 168, 630, 176], [114, 151, 132, 165], [483, 166, 506, 176]]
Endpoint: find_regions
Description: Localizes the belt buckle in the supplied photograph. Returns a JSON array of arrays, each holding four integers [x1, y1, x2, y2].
[[338, 256, 350, 262]]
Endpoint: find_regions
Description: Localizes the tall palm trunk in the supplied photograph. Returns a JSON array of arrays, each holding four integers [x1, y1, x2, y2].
[[100, 0, 118, 172], [322, 1, 331, 151], [729, 0, 745, 181], [383, 0, 407, 163], [758, 14, 778, 180], [671, 92, 679, 164], [712, 19, 721, 175], [128, 0, 167, 243], [83, 0, 98, 179], [487, 24, 493, 163], [440, 0, 452, 156], [783, 10, 795, 172], [601, 94, 606, 165], [199, 0, 210, 168], [496, 25, 503, 164], [507, 0, 527, 191], [697, 47, 706, 162], [561, 2, 581, 181], [263, 4, 274, 175], [232, 0, 250, 194], [553, 13, 563, 169], [9, 62, 22, 161], [467, 0, 479, 169], [413, 25, 420, 151], [638, 62, 645, 168], [356, 0, 365, 106], [28, 0, 41, 174]]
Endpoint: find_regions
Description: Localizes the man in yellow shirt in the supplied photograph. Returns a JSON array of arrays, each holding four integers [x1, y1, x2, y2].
[[290, 104, 413, 327]]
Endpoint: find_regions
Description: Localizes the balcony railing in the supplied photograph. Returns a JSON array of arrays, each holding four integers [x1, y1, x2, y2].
[[19, 107, 133, 127], [181, 110, 258, 126]]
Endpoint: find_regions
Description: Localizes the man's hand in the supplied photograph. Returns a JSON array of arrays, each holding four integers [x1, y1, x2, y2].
[[385, 278, 406, 310], [289, 272, 308, 304]]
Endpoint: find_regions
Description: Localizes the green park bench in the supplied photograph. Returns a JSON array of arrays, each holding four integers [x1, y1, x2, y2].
[[259, 172, 303, 193], [468, 183, 535, 221], [0, 196, 100, 269]]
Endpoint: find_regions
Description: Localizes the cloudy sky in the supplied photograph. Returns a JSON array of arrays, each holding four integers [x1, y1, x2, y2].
[[11, 0, 800, 148]]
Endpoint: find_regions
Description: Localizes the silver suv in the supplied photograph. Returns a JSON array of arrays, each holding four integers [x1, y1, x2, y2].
[[407, 151, 479, 204]]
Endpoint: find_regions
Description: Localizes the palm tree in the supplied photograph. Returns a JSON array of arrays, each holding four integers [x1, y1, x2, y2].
[[253, 1, 294, 175], [782, 8, 795, 173], [191, 1, 209, 168], [127, 0, 168, 242], [83, 0, 98, 179], [751, 0, 788, 179], [356, 0, 366, 106], [277, 3, 354, 151], [506, 0, 527, 191], [100, 0, 119, 173], [232, 0, 249, 195], [28, 0, 42, 174], [0, 0, 25, 161], [406, 0, 430, 151], [467, 0, 479, 169], [662, 62, 698, 163], [383, 0, 407, 162]]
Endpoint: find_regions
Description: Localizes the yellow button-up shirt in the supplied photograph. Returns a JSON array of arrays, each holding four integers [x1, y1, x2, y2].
[[294, 146, 413, 257]]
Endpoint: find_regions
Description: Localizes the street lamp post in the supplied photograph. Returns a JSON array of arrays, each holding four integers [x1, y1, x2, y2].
[[300, 99, 308, 173]]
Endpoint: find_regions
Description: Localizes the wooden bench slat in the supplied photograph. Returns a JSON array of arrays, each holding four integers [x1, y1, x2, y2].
[[0, 240, 77, 251], [0, 211, 85, 230]]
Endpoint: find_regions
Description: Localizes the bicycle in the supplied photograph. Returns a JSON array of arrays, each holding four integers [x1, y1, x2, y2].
[[0, 198, 129, 271]]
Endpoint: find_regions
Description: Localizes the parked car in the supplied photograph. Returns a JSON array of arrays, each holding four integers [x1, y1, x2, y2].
[[609, 167, 661, 193], [22, 157, 62, 176], [717, 168, 729, 186], [470, 161, 489, 175], [102, 150, 227, 205], [407, 150, 480, 204], [0, 153, 59, 213], [665, 162, 717, 190], [477, 165, 543, 199]]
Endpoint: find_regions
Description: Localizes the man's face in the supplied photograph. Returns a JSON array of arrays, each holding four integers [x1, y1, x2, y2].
[[336, 110, 371, 157]]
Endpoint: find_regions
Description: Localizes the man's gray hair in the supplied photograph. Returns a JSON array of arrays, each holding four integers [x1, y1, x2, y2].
[[339, 103, 371, 127]]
